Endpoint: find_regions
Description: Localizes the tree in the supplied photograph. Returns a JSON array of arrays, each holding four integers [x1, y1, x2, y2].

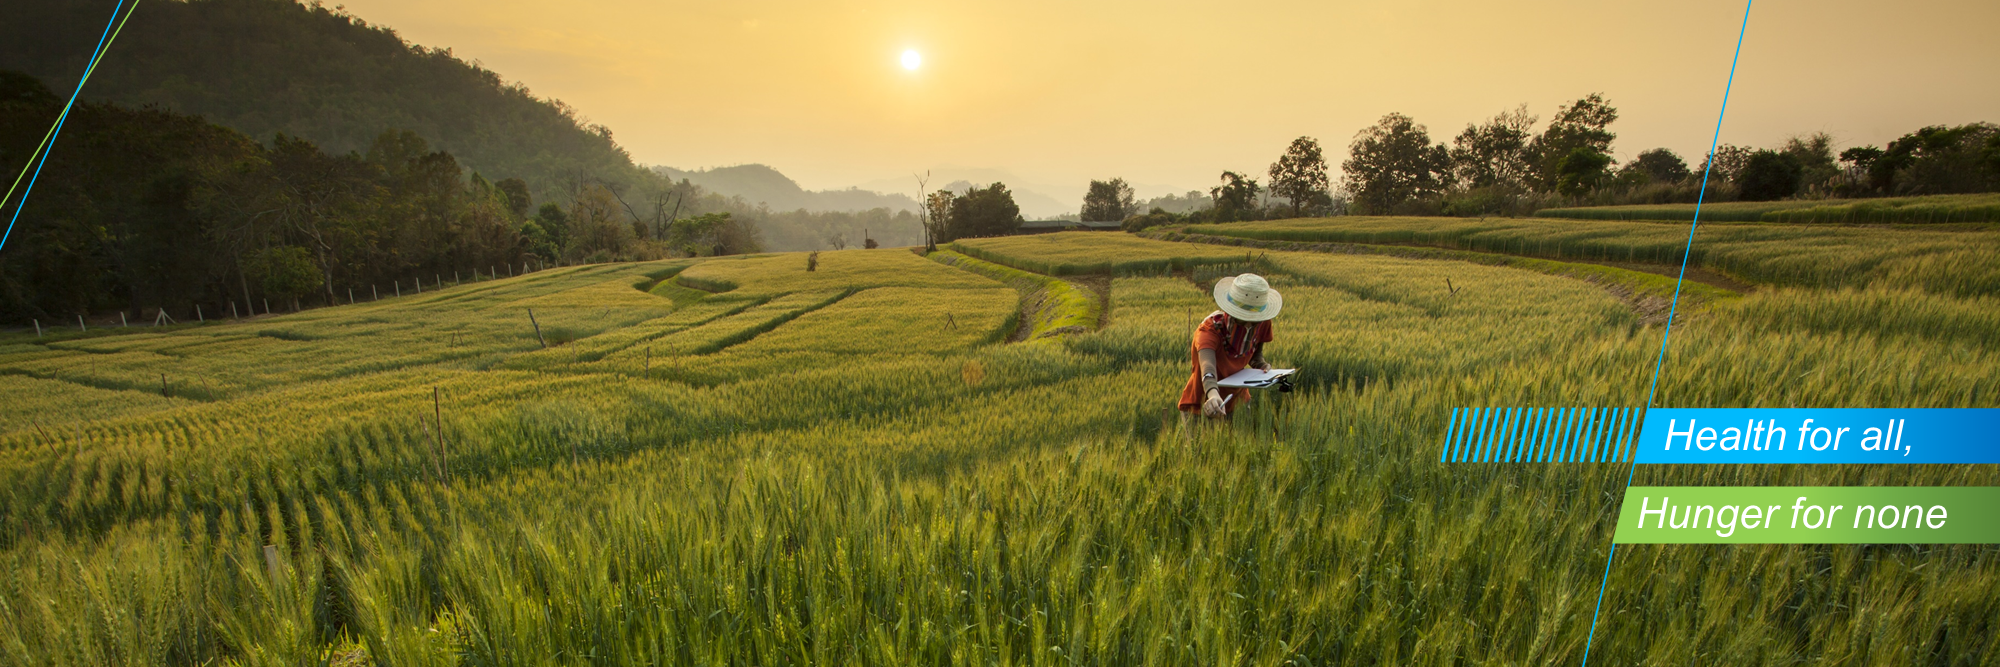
[[495, 177, 533, 219], [1736, 150, 1802, 201], [1342, 113, 1451, 214], [1623, 148, 1691, 184], [1449, 105, 1537, 188], [1081, 178, 1136, 222], [1780, 132, 1839, 194], [1554, 147, 1613, 196], [946, 183, 1023, 239], [1527, 94, 1618, 191], [1268, 136, 1331, 217], [1210, 171, 1263, 222], [923, 189, 957, 244], [1698, 144, 1754, 183], [243, 246, 324, 308]]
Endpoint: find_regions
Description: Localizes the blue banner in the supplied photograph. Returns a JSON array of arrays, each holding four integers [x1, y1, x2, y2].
[[1635, 408, 2000, 464]]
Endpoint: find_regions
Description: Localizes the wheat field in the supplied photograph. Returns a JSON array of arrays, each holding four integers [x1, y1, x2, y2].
[[1, 226, 1995, 665]]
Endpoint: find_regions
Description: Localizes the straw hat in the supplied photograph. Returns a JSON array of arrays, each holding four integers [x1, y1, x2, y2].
[[1212, 273, 1282, 322]]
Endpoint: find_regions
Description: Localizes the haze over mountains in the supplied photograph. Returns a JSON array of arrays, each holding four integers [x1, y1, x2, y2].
[[656, 164, 1115, 219]]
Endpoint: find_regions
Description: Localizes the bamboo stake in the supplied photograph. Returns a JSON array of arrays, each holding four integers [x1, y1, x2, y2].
[[121, 312, 128, 327], [433, 387, 449, 482], [33, 319, 40, 337], [528, 308, 547, 348], [76, 315, 86, 331], [231, 301, 239, 318], [31, 420, 55, 455], [196, 305, 203, 322]]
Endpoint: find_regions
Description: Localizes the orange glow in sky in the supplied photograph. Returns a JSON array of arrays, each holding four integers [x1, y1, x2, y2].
[[334, 0, 1997, 204]]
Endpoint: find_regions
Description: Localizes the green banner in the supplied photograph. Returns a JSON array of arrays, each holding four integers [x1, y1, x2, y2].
[[1614, 487, 2000, 544]]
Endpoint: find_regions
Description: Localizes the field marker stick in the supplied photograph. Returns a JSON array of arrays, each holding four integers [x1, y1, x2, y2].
[[33, 319, 40, 337], [528, 308, 547, 348], [263, 298, 270, 314], [1580, 2, 1752, 665], [432, 387, 449, 483], [372, 285, 378, 301], [231, 301, 238, 318], [349, 288, 355, 304], [120, 312, 127, 327], [196, 305, 203, 322], [31, 420, 56, 455]]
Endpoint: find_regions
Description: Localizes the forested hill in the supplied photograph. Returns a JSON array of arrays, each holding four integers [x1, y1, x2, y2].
[[0, 0, 641, 200]]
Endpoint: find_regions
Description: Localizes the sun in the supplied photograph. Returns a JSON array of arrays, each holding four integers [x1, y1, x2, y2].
[[900, 49, 922, 71]]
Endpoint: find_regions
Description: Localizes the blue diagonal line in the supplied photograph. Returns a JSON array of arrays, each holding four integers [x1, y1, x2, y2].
[[1443, 407, 1462, 462], [1581, 2, 1753, 664], [1, 0, 135, 253]]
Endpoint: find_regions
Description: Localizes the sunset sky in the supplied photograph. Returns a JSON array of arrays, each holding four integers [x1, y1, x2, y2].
[[335, 0, 1997, 205]]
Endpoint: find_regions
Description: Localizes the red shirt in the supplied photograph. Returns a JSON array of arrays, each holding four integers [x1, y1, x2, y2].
[[1178, 311, 1273, 414]]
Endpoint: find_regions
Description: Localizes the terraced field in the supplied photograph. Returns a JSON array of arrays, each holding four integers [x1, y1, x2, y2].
[[1, 225, 1995, 665]]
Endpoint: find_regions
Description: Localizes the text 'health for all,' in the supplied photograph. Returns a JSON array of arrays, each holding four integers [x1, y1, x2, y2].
[[1634, 408, 2000, 464]]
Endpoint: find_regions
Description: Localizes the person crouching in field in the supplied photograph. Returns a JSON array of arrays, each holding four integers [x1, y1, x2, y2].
[[1179, 273, 1281, 419]]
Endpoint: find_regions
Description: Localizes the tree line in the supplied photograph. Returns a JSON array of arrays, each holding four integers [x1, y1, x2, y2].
[[1096, 94, 2000, 226], [0, 71, 765, 323]]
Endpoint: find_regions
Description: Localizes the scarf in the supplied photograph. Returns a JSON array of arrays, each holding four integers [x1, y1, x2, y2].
[[1213, 313, 1261, 359]]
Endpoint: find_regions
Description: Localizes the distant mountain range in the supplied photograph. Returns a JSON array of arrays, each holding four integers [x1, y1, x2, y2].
[[652, 164, 1097, 219], [652, 164, 920, 214]]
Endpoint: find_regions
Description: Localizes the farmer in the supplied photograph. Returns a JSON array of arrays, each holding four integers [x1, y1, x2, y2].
[[1179, 273, 1281, 419]]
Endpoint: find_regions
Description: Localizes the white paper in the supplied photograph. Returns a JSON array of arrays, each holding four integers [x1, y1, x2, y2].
[[1217, 368, 1296, 388]]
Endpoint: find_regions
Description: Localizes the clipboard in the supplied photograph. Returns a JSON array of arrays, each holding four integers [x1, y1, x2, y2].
[[1217, 368, 1296, 389]]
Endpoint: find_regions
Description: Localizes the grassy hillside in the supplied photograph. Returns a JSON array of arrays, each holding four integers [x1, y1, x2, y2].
[[0, 0, 643, 201], [1536, 193, 2000, 223], [0, 228, 1995, 664]]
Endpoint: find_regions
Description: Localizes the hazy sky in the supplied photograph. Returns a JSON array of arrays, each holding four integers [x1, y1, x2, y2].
[[336, 0, 1998, 203]]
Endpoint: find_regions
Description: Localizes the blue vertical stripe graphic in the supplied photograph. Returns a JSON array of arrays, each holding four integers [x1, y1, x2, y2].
[[1441, 407, 1654, 462]]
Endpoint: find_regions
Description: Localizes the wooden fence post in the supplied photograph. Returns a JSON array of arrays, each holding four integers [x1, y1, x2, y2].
[[528, 308, 547, 348], [263, 299, 270, 315], [349, 288, 355, 304], [373, 285, 379, 301], [76, 315, 86, 331], [231, 301, 239, 318], [395, 281, 401, 297], [33, 319, 40, 337], [196, 305, 203, 322], [121, 312, 128, 328]]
